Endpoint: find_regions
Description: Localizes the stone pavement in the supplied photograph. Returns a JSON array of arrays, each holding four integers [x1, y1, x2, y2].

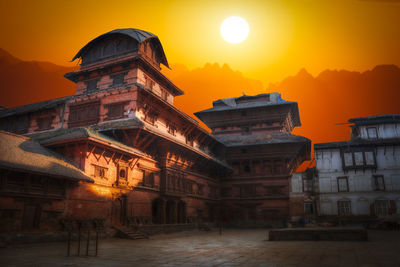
[[0, 229, 400, 267]]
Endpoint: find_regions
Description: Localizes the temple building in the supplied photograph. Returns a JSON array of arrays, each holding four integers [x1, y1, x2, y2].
[[0, 28, 310, 234]]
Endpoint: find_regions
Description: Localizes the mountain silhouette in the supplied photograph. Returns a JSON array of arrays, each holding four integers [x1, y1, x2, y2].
[[1, 48, 399, 171], [0, 48, 76, 108]]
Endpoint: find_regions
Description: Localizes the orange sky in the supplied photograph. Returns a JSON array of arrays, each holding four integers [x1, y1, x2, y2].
[[1, 0, 400, 84]]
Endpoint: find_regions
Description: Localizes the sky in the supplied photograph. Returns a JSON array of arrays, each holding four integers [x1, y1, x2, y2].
[[1, 0, 400, 84]]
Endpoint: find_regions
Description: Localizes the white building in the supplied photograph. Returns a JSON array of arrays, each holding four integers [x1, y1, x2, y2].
[[314, 115, 400, 218]]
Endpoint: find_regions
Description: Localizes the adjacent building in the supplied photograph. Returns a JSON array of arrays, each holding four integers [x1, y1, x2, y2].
[[195, 94, 310, 226], [314, 115, 400, 220]]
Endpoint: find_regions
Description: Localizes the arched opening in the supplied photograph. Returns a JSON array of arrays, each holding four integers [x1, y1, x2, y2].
[[152, 198, 164, 224], [166, 200, 176, 224], [177, 201, 186, 224]]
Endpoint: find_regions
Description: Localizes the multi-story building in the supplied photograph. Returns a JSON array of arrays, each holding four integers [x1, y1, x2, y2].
[[195, 94, 310, 226], [315, 115, 400, 220], [0, 28, 310, 234]]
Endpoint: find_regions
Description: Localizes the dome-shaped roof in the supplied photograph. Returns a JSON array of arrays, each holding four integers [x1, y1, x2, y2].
[[72, 28, 169, 68]]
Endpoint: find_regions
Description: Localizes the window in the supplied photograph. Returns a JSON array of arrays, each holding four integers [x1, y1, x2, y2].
[[241, 110, 247, 117], [36, 116, 54, 130], [303, 179, 313, 192], [343, 152, 353, 167], [375, 200, 389, 216], [68, 101, 100, 127], [141, 170, 154, 188], [242, 126, 250, 135], [186, 134, 194, 146], [86, 79, 99, 92], [337, 177, 349, 192], [197, 184, 204, 195], [354, 152, 364, 166], [94, 165, 107, 179], [365, 151, 375, 165], [185, 180, 193, 194], [144, 76, 155, 90], [112, 73, 125, 86], [243, 163, 251, 174], [337, 200, 351, 216], [304, 202, 314, 215], [367, 127, 378, 139], [106, 102, 127, 120], [240, 184, 256, 197], [266, 186, 284, 196], [373, 175, 385, 191], [144, 112, 158, 125], [221, 187, 231, 197], [167, 123, 176, 136], [118, 166, 128, 180], [161, 89, 169, 101]]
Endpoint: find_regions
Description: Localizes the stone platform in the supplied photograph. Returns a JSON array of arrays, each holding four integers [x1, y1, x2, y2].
[[268, 227, 368, 241]]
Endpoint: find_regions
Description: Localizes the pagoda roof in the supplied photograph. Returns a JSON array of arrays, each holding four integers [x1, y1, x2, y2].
[[72, 28, 169, 68], [0, 130, 93, 182], [216, 132, 310, 147]]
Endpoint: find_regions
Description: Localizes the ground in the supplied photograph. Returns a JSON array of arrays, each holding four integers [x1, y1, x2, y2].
[[0, 229, 399, 267]]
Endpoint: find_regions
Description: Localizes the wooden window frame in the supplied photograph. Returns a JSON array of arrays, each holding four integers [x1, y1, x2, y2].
[[337, 176, 349, 192]]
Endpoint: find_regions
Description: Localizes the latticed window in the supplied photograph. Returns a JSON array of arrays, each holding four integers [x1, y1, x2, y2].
[[106, 102, 127, 120], [304, 202, 314, 215], [338, 200, 351, 216], [68, 101, 100, 127], [337, 177, 349, 192], [240, 184, 256, 197], [367, 127, 378, 139], [373, 175, 385, 191], [94, 165, 107, 179], [112, 73, 126, 86], [343, 152, 353, 167], [141, 170, 154, 188], [375, 200, 389, 216], [86, 79, 99, 92], [303, 179, 313, 192], [36, 116, 54, 131]]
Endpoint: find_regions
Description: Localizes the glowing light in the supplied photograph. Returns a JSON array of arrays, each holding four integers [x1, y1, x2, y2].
[[220, 16, 250, 44]]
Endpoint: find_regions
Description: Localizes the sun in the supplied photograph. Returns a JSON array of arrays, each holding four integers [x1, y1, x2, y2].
[[220, 16, 250, 44]]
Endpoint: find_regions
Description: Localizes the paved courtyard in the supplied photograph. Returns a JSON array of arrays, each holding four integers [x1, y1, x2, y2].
[[1, 229, 400, 267]]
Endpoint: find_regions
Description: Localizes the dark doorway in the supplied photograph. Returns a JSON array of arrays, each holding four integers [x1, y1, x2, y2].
[[152, 198, 164, 224], [177, 201, 186, 223], [166, 200, 176, 224], [22, 205, 41, 230]]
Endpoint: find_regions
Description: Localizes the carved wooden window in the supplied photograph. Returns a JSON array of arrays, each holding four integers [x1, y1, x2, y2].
[[119, 167, 128, 180], [186, 133, 194, 146], [375, 200, 389, 216], [373, 175, 385, 191], [242, 126, 250, 135], [141, 170, 154, 188], [185, 180, 194, 194], [86, 79, 99, 92], [337, 177, 349, 192], [144, 112, 157, 125], [36, 116, 54, 131], [106, 102, 127, 120], [197, 184, 204, 195], [167, 123, 176, 136], [221, 187, 231, 197], [304, 202, 314, 215], [161, 89, 168, 101], [68, 101, 100, 127], [94, 165, 107, 179], [144, 76, 155, 90], [338, 200, 351, 216], [112, 73, 126, 86], [240, 184, 256, 197]]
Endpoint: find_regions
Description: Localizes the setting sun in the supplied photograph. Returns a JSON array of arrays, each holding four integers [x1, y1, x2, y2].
[[220, 16, 249, 44]]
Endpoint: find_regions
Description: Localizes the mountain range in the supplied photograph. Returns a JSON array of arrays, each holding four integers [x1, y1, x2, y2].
[[1, 48, 399, 170]]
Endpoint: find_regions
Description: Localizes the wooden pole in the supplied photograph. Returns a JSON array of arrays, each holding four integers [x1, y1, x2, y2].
[[86, 230, 90, 256]]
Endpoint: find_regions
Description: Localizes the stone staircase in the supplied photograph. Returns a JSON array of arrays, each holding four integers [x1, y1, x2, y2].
[[114, 226, 149, 240]]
